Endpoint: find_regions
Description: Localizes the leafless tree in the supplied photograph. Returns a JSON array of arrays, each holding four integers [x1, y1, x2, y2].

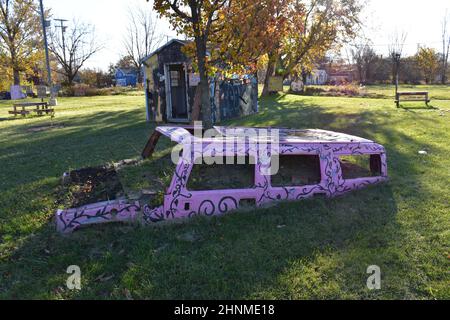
[[441, 12, 450, 84], [388, 31, 407, 84], [123, 5, 163, 83], [350, 41, 377, 84], [49, 20, 103, 86], [388, 31, 407, 59]]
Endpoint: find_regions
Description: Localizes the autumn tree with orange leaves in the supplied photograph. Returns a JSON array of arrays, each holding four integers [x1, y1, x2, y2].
[[152, 0, 228, 128], [152, 0, 287, 127], [152, 0, 362, 122], [209, 0, 290, 74], [261, 0, 362, 95]]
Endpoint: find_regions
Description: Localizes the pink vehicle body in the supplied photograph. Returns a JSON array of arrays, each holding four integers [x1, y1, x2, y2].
[[56, 126, 388, 233]]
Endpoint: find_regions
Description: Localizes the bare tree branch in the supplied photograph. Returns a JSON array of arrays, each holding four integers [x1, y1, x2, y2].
[[441, 11, 450, 84], [122, 4, 163, 83], [49, 19, 103, 86]]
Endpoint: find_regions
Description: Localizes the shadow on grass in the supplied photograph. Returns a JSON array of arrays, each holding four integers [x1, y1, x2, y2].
[[0, 117, 25, 122], [0, 109, 153, 191], [0, 94, 437, 299], [398, 104, 438, 110], [1, 184, 400, 299]]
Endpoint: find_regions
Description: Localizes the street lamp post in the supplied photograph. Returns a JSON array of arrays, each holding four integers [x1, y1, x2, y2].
[[39, 0, 57, 106], [394, 53, 401, 97]]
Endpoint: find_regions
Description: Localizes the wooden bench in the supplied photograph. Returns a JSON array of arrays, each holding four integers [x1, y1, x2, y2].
[[9, 102, 54, 117], [395, 91, 430, 107]]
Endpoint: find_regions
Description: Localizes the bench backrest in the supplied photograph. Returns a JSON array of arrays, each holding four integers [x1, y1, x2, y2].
[[397, 92, 428, 96]]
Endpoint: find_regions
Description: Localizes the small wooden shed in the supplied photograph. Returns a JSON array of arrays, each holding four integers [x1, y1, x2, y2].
[[141, 39, 258, 123]]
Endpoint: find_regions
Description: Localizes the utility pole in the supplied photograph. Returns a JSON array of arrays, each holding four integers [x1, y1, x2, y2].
[[54, 19, 68, 64], [39, 0, 57, 106]]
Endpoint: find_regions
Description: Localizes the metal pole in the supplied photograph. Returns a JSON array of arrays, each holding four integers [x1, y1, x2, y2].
[[394, 53, 401, 107], [39, 0, 57, 106], [395, 53, 400, 95], [395, 62, 399, 95], [55, 19, 68, 64]]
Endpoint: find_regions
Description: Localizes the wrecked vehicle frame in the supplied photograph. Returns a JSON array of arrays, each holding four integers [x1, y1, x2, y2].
[[56, 125, 388, 233]]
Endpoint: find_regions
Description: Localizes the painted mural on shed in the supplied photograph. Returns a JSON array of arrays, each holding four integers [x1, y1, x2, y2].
[[141, 39, 258, 123]]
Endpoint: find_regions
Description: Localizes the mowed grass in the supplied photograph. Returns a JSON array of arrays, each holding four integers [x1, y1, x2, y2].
[[0, 87, 449, 299], [364, 84, 450, 100], [304, 84, 450, 100]]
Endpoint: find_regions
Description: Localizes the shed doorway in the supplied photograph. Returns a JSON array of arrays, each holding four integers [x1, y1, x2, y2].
[[166, 63, 189, 122]]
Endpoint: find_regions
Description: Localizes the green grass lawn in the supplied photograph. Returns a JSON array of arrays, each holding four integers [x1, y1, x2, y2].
[[302, 84, 450, 100], [0, 87, 449, 299], [363, 84, 450, 100]]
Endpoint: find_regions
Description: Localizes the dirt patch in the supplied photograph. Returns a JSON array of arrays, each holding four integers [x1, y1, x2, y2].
[[27, 124, 66, 133], [59, 165, 125, 208]]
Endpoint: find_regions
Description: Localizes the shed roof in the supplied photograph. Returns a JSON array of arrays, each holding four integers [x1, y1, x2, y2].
[[140, 39, 190, 64]]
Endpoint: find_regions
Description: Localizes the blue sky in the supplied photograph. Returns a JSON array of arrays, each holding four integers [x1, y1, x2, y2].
[[43, 0, 450, 71]]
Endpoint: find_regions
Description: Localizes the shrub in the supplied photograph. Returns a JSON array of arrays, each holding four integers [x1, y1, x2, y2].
[[325, 84, 363, 97], [73, 84, 90, 96], [60, 85, 143, 97], [291, 84, 364, 97], [302, 87, 326, 96]]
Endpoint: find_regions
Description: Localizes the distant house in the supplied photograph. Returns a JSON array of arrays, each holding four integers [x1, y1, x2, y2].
[[115, 68, 138, 87], [305, 69, 328, 85]]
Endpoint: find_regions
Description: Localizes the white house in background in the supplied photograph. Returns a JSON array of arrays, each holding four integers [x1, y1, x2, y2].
[[305, 69, 328, 85]]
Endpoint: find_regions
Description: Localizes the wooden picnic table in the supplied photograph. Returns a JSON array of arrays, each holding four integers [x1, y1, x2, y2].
[[9, 102, 54, 117]]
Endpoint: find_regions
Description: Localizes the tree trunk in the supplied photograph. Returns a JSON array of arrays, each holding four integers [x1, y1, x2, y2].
[[11, 50, 20, 85], [301, 70, 308, 93], [357, 64, 363, 84], [199, 75, 211, 129], [442, 61, 448, 84], [195, 37, 212, 129], [13, 68, 20, 86], [190, 85, 202, 123], [262, 52, 277, 97], [136, 64, 143, 85]]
